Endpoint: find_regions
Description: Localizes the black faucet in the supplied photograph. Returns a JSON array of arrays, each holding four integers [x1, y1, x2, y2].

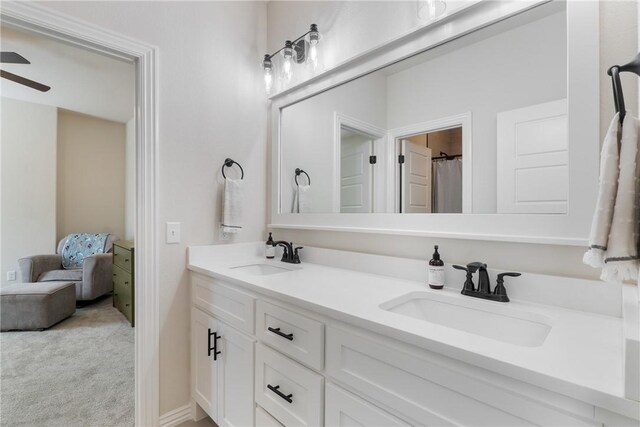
[[272, 241, 302, 264], [452, 263, 520, 302]]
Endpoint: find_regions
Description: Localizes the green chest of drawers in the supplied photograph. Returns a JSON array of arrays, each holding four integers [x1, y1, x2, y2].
[[113, 240, 135, 326]]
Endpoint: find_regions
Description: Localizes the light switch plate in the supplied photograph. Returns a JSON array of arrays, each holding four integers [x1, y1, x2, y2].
[[6, 270, 16, 281], [166, 222, 180, 244]]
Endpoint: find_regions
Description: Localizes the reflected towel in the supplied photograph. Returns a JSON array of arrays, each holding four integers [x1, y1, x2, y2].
[[292, 185, 312, 213], [221, 178, 243, 234], [584, 113, 640, 283]]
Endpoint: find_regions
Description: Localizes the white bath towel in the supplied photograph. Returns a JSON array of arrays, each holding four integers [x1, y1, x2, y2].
[[221, 178, 243, 234], [292, 185, 312, 213], [584, 113, 640, 283]]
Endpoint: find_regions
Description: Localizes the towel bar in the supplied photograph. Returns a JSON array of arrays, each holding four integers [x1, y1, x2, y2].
[[222, 158, 244, 179], [295, 168, 310, 186]]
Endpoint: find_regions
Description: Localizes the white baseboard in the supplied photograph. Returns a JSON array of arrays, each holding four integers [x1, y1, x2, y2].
[[159, 404, 192, 427]]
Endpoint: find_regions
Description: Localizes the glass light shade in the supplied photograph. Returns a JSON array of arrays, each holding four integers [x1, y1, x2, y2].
[[417, 0, 446, 21], [282, 44, 294, 82], [264, 68, 273, 93], [308, 44, 318, 70]]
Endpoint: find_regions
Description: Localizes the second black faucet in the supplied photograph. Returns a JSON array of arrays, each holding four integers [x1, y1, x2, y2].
[[272, 241, 303, 264]]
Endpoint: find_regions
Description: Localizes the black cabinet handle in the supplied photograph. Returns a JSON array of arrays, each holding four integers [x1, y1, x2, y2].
[[267, 384, 293, 403], [268, 327, 293, 341], [207, 328, 222, 360]]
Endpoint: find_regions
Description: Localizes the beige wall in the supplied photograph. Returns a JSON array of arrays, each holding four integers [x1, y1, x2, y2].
[[269, 2, 638, 282], [56, 109, 126, 242], [1, 98, 58, 284]]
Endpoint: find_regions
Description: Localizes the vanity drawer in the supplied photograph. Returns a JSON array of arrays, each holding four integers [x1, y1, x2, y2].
[[325, 382, 410, 427], [191, 273, 255, 334], [256, 405, 284, 427], [255, 343, 323, 426], [326, 326, 596, 427], [256, 300, 324, 370]]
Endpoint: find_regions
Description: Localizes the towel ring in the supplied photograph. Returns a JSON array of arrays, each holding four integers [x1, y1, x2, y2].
[[295, 168, 310, 186], [221, 158, 244, 180]]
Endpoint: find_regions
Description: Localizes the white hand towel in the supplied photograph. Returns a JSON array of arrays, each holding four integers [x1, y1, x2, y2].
[[292, 185, 312, 213], [584, 113, 640, 283], [602, 114, 640, 282], [584, 114, 621, 267], [221, 178, 243, 234], [298, 184, 312, 213]]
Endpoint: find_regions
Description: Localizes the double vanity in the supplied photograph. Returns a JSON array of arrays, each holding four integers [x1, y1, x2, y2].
[[188, 242, 640, 427]]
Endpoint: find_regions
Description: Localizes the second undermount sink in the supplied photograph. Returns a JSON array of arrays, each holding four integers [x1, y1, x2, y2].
[[380, 292, 553, 347], [229, 263, 296, 276]]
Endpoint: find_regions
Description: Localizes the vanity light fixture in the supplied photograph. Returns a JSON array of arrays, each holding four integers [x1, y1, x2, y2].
[[417, 0, 447, 21], [262, 24, 321, 93]]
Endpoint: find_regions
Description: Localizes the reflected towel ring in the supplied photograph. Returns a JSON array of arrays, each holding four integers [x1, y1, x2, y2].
[[295, 168, 310, 186], [221, 158, 244, 180]]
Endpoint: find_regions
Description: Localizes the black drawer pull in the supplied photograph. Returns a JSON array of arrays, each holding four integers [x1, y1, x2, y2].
[[268, 327, 293, 341], [267, 384, 293, 403], [207, 328, 222, 360], [124, 281, 129, 285]]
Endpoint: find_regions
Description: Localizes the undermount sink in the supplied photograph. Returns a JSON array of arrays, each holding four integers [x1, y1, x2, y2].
[[380, 292, 552, 347], [230, 263, 295, 276]]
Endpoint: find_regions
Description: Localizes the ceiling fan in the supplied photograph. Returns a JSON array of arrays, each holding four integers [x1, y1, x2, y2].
[[1, 51, 51, 92]]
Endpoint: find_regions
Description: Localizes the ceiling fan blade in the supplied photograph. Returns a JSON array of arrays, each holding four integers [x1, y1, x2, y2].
[[0, 52, 30, 64], [1, 70, 50, 92]]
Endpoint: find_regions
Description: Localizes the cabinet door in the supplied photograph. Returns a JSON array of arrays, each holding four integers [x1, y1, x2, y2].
[[192, 307, 220, 421], [217, 322, 255, 427], [325, 382, 409, 427]]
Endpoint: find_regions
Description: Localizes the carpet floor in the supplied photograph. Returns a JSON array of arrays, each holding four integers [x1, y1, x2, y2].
[[0, 295, 134, 427]]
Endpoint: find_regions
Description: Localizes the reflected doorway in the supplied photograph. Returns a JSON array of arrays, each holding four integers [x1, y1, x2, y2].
[[398, 127, 463, 213]]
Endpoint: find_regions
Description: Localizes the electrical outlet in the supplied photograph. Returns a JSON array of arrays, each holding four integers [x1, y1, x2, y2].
[[166, 222, 180, 244], [6, 270, 16, 281]]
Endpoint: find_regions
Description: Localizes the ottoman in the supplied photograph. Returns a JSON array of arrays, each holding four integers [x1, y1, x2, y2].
[[1, 282, 76, 331]]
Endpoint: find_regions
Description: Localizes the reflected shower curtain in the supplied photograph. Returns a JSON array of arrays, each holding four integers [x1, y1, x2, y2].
[[432, 158, 463, 213]]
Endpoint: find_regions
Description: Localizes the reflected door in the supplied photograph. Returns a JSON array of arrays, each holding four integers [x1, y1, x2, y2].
[[496, 99, 568, 214], [340, 138, 373, 213], [401, 140, 432, 213]]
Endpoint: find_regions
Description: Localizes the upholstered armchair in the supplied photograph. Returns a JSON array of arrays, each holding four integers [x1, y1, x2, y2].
[[19, 235, 118, 301]]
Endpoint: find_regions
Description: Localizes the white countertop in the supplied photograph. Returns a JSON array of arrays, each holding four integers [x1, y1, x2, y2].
[[187, 243, 640, 420]]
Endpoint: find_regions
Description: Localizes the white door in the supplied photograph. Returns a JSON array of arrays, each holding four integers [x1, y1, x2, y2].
[[192, 308, 219, 420], [401, 139, 432, 213], [325, 382, 409, 427], [217, 322, 256, 427], [497, 99, 568, 214], [340, 138, 372, 213]]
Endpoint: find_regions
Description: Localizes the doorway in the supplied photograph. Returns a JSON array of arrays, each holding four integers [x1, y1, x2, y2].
[[389, 112, 472, 214], [1, 3, 159, 425], [398, 127, 463, 213]]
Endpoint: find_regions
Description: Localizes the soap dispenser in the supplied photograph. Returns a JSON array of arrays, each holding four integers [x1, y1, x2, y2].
[[265, 232, 275, 259], [428, 245, 445, 289]]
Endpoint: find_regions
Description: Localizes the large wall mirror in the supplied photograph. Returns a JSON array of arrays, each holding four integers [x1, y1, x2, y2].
[[271, 0, 599, 244]]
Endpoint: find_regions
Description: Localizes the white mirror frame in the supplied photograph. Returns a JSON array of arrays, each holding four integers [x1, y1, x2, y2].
[[270, 0, 599, 246]]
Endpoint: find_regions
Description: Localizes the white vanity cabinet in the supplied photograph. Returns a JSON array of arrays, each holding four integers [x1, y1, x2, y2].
[[190, 270, 635, 427], [191, 275, 256, 427]]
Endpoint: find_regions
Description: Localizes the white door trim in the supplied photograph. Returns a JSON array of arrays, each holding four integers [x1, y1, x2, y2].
[[1, 3, 160, 426], [388, 112, 472, 213]]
